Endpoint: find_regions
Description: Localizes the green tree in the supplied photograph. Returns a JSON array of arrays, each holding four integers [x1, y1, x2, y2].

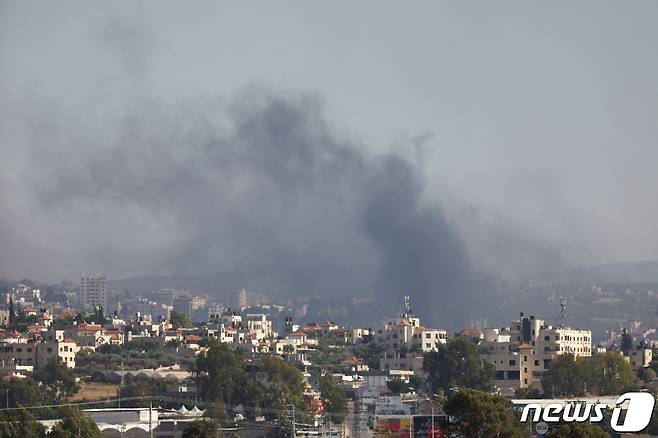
[[541, 354, 592, 397], [8, 298, 15, 329], [386, 378, 413, 395], [363, 342, 385, 369], [592, 351, 637, 394], [0, 406, 47, 438], [513, 386, 542, 399], [195, 339, 245, 405], [119, 379, 167, 407], [649, 358, 658, 375], [48, 406, 102, 438], [32, 357, 80, 402], [443, 388, 526, 438], [644, 394, 658, 436], [545, 422, 608, 438], [205, 401, 230, 422], [182, 419, 221, 438], [170, 310, 193, 329], [243, 355, 305, 416], [423, 337, 495, 394], [319, 375, 348, 424], [542, 352, 637, 397], [12, 306, 38, 330], [165, 339, 182, 349], [0, 378, 44, 408], [638, 366, 656, 383]]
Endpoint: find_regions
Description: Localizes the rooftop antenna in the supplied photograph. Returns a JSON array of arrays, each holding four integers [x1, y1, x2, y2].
[[402, 295, 411, 317], [556, 296, 567, 325]]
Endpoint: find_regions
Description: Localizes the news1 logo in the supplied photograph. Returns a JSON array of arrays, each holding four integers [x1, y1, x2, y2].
[[521, 392, 655, 433]]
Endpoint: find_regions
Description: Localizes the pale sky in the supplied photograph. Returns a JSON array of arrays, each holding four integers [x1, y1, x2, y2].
[[2, 1, 658, 282]]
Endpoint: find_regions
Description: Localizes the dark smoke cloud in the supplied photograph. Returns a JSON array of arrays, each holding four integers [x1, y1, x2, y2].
[[0, 88, 489, 327]]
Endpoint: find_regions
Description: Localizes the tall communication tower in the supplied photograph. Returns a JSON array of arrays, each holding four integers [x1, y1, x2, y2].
[[556, 296, 567, 325], [401, 295, 412, 318]]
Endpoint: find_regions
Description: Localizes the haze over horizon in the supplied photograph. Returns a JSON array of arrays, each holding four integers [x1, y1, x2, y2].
[[3, 2, 658, 294]]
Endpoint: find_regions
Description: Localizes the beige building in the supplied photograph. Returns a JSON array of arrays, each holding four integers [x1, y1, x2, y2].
[[68, 324, 105, 348], [375, 297, 447, 374], [482, 313, 592, 393], [0, 330, 77, 370]]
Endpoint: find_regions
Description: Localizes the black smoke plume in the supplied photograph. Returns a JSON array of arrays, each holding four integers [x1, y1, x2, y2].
[[1, 90, 491, 327]]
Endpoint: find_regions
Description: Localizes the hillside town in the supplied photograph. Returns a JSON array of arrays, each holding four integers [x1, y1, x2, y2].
[[0, 275, 655, 437]]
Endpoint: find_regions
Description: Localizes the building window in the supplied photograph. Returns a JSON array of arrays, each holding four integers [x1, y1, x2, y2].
[[509, 360, 516, 366], [534, 360, 540, 366]]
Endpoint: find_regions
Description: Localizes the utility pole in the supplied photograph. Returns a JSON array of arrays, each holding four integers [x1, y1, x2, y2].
[[149, 401, 154, 438], [431, 400, 435, 438], [292, 404, 296, 438]]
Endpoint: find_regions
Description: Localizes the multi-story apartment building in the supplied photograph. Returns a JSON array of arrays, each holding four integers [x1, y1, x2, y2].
[[173, 295, 207, 322], [375, 297, 447, 374], [0, 330, 77, 370], [207, 303, 225, 321], [219, 310, 242, 327], [67, 324, 104, 348], [226, 289, 249, 311], [625, 344, 652, 370], [79, 273, 107, 311], [245, 314, 275, 340], [482, 313, 592, 393]]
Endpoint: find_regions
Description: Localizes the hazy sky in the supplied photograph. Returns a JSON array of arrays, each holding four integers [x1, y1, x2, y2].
[[2, 1, 658, 284]]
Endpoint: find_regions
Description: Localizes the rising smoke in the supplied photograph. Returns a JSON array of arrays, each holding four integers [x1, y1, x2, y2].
[[0, 13, 507, 328], [0, 88, 492, 327]]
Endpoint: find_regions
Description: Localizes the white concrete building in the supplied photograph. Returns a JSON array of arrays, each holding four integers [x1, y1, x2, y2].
[[79, 273, 107, 311], [375, 297, 447, 374]]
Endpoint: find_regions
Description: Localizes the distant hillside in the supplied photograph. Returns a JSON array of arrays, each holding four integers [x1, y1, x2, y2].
[[108, 265, 376, 299], [531, 260, 658, 286]]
